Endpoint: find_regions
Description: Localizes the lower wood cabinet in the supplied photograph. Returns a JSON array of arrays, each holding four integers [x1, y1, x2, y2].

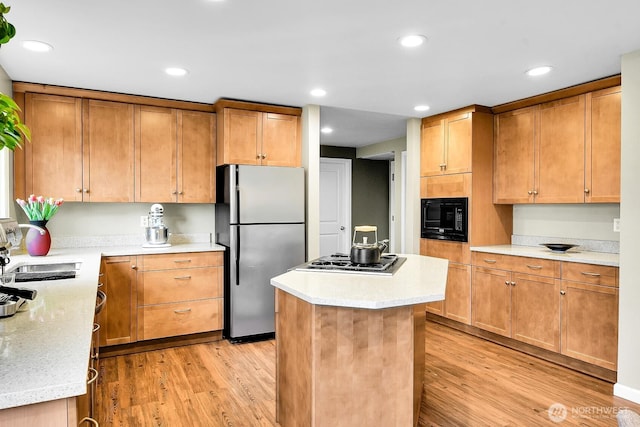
[[99, 251, 224, 348], [470, 252, 619, 370], [137, 251, 223, 341]]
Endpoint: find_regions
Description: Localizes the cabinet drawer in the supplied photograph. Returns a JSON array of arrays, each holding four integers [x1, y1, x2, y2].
[[509, 256, 559, 278], [421, 239, 470, 264], [472, 252, 511, 270], [140, 251, 223, 271], [138, 298, 222, 340], [420, 174, 471, 198], [139, 267, 223, 305], [561, 262, 618, 287]]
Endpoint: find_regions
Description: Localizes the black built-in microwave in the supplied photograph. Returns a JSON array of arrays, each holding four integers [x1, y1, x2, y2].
[[421, 197, 468, 242]]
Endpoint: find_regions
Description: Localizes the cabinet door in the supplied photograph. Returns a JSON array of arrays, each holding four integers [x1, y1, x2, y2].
[[100, 256, 137, 346], [443, 113, 472, 175], [586, 86, 621, 203], [420, 119, 445, 176], [262, 113, 300, 166], [443, 262, 471, 325], [83, 99, 135, 202], [493, 107, 536, 204], [135, 106, 177, 202], [561, 280, 618, 370], [24, 93, 83, 201], [471, 266, 511, 337], [511, 273, 560, 352], [178, 110, 215, 203], [221, 108, 260, 165], [536, 95, 586, 203]]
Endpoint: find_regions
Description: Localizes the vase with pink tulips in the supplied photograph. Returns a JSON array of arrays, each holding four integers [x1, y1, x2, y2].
[[15, 195, 63, 256]]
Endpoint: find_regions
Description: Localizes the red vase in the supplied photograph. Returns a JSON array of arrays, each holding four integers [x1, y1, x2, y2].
[[25, 220, 51, 256]]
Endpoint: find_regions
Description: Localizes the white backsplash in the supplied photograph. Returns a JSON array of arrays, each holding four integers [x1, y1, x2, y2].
[[51, 232, 212, 248], [511, 234, 619, 253]]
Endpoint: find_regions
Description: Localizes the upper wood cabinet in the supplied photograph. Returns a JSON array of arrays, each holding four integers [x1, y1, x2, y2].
[[136, 106, 216, 203], [420, 112, 472, 176], [13, 83, 216, 203], [494, 86, 621, 204], [83, 99, 135, 202], [22, 93, 83, 201], [586, 86, 621, 203], [215, 100, 302, 167]]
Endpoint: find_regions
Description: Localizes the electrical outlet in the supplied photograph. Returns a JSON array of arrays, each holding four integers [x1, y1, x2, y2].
[[613, 218, 620, 233], [140, 215, 149, 227]]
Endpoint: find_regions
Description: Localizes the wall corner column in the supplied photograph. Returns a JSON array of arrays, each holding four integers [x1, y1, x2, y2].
[[405, 118, 421, 255], [302, 104, 320, 261]]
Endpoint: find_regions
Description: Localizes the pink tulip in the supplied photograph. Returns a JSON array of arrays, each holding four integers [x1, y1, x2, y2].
[[28, 194, 36, 203]]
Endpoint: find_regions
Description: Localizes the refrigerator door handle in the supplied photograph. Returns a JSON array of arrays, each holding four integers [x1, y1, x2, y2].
[[235, 226, 240, 286]]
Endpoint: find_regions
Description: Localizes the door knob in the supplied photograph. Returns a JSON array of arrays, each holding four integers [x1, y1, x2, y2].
[[340, 226, 345, 231]]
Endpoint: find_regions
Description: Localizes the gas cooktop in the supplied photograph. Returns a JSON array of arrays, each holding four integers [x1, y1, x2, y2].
[[292, 254, 406, 275]]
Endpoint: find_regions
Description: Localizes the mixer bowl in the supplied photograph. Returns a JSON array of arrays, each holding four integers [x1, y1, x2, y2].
[[145, 226, 169, 245]]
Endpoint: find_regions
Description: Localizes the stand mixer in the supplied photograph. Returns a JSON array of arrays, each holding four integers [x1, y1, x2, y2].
[[143, 204, 171, 248]]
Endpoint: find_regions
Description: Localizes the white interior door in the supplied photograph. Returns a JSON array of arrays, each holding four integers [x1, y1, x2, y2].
[[319, 158, 351, 256]]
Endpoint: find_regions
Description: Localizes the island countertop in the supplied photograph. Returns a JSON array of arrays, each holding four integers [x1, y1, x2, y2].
[[270, 253, 449, 309]]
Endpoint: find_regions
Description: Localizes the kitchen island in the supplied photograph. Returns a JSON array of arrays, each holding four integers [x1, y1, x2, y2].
[[270, 253, 448, 427]]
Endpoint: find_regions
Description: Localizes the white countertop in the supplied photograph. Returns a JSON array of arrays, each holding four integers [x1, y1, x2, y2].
[[470, 245, 619, 267], [270, 254, 449, 309], [0, 242, 225, 411]]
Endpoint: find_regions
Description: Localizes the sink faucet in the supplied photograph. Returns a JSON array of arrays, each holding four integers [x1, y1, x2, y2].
[[0, 219, 46, 275]]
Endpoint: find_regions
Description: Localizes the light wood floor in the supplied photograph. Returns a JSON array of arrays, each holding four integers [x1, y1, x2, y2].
[[96, 321, 640, 426]]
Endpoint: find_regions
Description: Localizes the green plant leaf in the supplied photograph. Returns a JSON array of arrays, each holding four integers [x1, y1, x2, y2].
[[7, 22, 14, 38]]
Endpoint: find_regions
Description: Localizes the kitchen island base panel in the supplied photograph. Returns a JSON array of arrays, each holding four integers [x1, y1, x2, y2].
[[276, 289, 425, 427]]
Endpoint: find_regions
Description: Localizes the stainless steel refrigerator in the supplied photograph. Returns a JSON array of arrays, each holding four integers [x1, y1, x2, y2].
[[216, 165, 306, 342]]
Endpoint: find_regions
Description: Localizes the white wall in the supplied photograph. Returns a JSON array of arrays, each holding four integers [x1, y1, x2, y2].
[[405, 118, 421, 254], [615, 50, 640, 403], [15, 203, 216, 238], [513, 204, 620, 241], [303, 104, 321, 261]]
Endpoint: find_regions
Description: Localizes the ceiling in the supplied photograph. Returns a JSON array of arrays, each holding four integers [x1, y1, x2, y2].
[[1, 0, 639, 149]]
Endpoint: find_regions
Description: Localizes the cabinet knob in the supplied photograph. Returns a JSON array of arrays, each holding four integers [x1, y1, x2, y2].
[[511, 281, 516, 286], [584, 188, 590, 194], [131, 265, 137, 270], [172, 191, 178, 195], [262, 154, 267, 159], [505, 281, 510, 286], [533, 190, 538, 195], [528, 190, 533, 195], [83, 188, 89, 193], [76, 188, 82, 193], [256, 154, 261, 159], [178, 191, 184, 195], [560, 290, 566, 296]]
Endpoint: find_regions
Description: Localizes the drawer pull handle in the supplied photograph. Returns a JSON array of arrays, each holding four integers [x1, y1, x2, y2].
[[483, 259, 497, 264], [174, 275, 192, 280], [174, 260, 192, 264], [581, 271, 601, 277], [87, 367, 99, 385], [79, 417, 99, 426], [560, 290, 566, 296], [526, 265, 543, 270], [92, 323, 100, 333], [174, 308, 192, 314]]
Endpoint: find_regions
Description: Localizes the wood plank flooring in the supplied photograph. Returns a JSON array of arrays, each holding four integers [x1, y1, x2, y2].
[[96, 321, 640, 426]]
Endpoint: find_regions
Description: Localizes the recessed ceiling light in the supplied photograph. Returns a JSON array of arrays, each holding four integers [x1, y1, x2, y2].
[[526, 66, 552, 77], [22, 40, 53, 52], [165, 67, 188, 77], [310, 88, 327, 97], [398, 35, 427, 48], [320, 127, 333, 134], [414, 105, 430, 112]]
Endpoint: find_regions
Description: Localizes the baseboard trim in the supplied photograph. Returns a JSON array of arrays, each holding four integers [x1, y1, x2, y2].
[[100, 330, 223, 358], [427, 313, 617, 383], [614, 383, 640, 404]]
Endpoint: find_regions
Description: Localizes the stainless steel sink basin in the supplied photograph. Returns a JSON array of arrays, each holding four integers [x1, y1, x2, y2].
[[10, 261, 82, 273], [7, 261, 82, 282]]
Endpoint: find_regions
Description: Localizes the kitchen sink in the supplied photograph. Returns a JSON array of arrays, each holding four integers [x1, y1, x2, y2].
[[10, 261, 82, 273], [7, 261, 82, 282]]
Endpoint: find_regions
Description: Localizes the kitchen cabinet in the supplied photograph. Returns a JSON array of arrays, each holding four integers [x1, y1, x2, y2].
[[494, 87, 621, 204], [83, 99, 135, 202], [560, 262, 619, 370], [216, 102, 302, 167], [99, 256, 137, 346], [135, 106, 216, 203], [137, 252, 223, 340], [420, 112, 472, 176], [586, 86, 621, 203], [22, 93, 83, 201], [472, 253, 561, 352]]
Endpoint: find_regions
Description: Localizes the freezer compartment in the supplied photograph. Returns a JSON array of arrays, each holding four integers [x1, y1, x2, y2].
[[226, 165, 305, 224], [225, 223, 306, 340]]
